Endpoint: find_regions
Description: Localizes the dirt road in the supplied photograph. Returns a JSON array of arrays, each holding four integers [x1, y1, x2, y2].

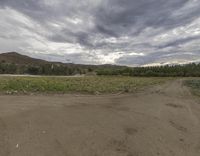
[[0, 79, 200, 156]]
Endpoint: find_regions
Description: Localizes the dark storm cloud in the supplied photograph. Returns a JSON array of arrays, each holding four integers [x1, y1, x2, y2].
[[0, 0, 200, 65], [95, 0, 190, 36], [158, 36, 200, 49]]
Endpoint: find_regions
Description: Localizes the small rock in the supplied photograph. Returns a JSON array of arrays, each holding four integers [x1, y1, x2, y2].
[[42, 130, 46, 134], [16, 144, 19, 148], [95, 91, 100, 95]]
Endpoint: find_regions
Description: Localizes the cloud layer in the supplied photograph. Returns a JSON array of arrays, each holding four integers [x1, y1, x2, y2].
[[0, 0, 200, 66]]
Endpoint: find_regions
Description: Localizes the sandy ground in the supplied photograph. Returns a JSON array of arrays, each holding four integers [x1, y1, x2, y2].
[[0, 79, 200, 156], [0, 74, 84, 77]]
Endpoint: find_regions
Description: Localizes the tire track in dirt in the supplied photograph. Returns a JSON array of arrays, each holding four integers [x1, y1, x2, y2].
[[0, 118, 10, 156]]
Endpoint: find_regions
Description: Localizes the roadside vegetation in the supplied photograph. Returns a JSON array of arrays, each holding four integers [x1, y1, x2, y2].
[[97, 63, 200, 77], [184, 79, 200, 96], [0, 76, 171, 94], [1, 61, 200, 77]]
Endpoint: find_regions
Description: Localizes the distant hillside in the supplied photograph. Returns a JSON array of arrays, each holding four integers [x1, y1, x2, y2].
[[0, 52, 127, 75], [0, 52, 49, 65], [0, 52, 200, 77], [0, 52, 125, 68]]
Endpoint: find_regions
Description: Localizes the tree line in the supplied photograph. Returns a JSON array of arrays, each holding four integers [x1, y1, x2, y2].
[[0, 62, 88, 75], [96, 63, 200, 77], [0, 61, 200, 77]]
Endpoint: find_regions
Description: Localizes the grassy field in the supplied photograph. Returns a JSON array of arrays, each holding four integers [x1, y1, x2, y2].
[[184, 79, 200, 96], [0, 76, 171, 94]]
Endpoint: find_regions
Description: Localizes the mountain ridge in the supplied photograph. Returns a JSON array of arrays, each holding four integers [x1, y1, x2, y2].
[[0, 52, 126, 68], [0, 52, 49, 65]]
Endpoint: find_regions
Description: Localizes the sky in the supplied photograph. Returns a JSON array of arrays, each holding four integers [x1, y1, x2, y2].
[[0, 0, 200, 66]]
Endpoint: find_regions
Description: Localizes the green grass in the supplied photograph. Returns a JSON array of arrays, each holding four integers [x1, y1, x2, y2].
[[184, 79, 200, 96], [0, 76, 171, 94]]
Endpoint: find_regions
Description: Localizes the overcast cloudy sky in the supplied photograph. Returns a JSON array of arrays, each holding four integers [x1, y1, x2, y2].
[[0, 0, 200, 66]]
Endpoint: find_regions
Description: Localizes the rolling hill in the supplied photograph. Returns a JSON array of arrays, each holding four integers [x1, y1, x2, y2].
[[0, 52, 126, 68], [1, 52, 199, 77], [0, 52, 127, 75], [0, 52, 50, 65]]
